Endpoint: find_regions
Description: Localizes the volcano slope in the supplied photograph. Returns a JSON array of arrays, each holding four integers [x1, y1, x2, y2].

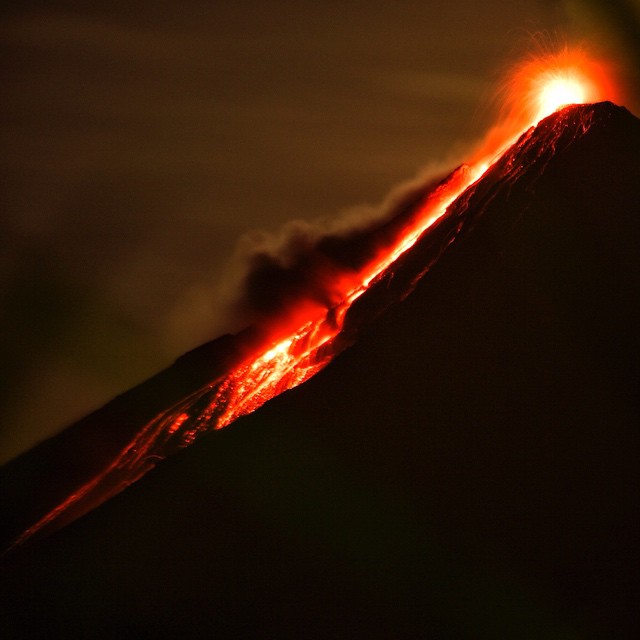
[[1, 102, 639, 638]]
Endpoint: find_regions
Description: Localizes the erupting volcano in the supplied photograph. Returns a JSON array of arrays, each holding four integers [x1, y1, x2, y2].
[[0, 48, 633, 547], [2, 44, 639, 637]]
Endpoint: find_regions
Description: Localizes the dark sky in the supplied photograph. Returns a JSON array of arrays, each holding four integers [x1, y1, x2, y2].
[[1, 1, 637, 462]]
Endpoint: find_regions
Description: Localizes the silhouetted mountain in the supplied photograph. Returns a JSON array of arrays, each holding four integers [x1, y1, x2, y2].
[[1, 102, 639, 638]]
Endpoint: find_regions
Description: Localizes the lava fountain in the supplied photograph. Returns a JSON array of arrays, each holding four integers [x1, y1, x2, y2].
[[501, 46, 620, 134], [7, 47, 618, 551]]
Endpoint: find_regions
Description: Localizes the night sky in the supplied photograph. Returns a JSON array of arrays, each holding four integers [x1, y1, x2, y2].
[[1, 1, 638, 462]]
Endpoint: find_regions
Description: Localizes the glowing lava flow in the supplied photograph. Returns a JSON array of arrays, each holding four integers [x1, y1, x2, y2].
[[9, 48, 617, 550]]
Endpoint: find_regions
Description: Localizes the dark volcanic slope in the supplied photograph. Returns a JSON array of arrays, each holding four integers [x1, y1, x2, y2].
[[2, 103, 639, 639]]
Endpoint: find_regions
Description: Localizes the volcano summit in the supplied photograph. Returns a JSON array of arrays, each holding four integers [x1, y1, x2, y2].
[[1, 101, 639, 638]]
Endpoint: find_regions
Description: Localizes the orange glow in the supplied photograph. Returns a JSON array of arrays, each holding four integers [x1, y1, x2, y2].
[[10, 45, 622, 550], [501, 47, 619, 132], [536, 73, 588, 117]]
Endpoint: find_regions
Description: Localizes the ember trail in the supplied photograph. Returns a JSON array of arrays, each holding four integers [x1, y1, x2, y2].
[[9, 49, 617, 550]]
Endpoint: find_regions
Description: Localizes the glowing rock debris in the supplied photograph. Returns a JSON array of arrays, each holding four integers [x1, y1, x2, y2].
[[11, 48, 617, 550]]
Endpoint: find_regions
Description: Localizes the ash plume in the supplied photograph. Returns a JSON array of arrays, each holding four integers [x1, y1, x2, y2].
[[218, 163, 456, 330]]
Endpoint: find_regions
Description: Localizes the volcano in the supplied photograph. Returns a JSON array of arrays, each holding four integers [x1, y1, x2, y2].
[[1, 101, 639, 638]]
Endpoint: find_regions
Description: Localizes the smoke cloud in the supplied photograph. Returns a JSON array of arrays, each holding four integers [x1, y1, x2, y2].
[[214, 162, 457, 332]]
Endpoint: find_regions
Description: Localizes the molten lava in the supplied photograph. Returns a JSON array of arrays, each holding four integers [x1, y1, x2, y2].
[[9, 47, 620, 550]]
